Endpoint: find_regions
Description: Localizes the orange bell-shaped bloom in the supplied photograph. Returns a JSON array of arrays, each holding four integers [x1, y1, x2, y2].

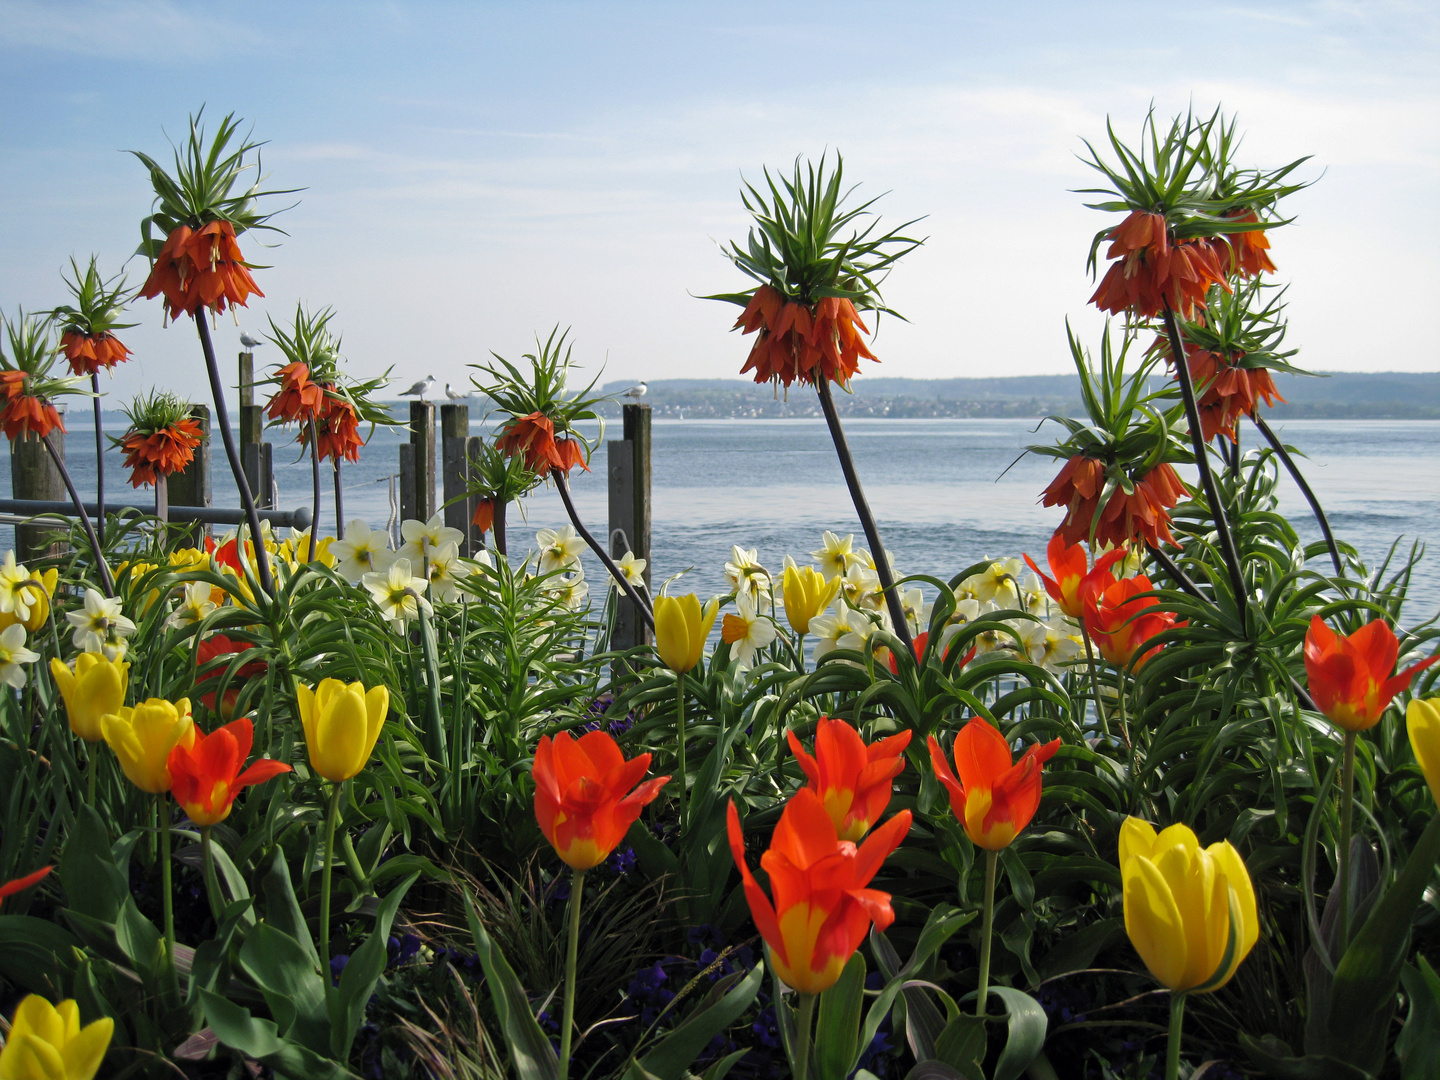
[[496, 412, 566, 474], [167, 717, 292, 827], [734, 284, 879, 390], [1023, 531, 1129, 619], [787, 717, 912, 842], [266, 362, 326, 425], [471, 497, 496, 534], [0, 372, 65, 440], [119, 419, 203, 487], [1082, 572, 1185, 671], [140, 220, 264, 320], [1220, 210, 1277, 279], [1303, 615, 1438, 733], [928, 718, 1059, 851], [60, 330, 132, 377], [728, 789, 910, 994], [533, 730, 669, 870], [1042, 456, 1184, 550], [1089, 211, 1231, 320]]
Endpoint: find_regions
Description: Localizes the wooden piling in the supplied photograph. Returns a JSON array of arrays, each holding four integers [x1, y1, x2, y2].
[[10, 431, 65, 563], [238, 351, 271, 508], [440, 404, 470, 548], [169, 404, 211, 543], [607, 403, 652, 649], [407, 401, 436, 523], [464, 435, 483, 556], [399, 443, 417, 525]]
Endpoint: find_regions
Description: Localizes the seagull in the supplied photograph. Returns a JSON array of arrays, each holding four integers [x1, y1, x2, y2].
[[399, 375, 436, 399], [444, 383, 471, 401], [239, 331, 264, 349], [624, 381, 647, 401]]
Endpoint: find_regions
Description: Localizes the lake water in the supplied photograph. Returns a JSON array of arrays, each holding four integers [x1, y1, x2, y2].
[[5, 416, 1437, 623]]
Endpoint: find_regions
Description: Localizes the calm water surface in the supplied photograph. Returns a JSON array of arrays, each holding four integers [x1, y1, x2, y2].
[[7, 417, 1437, 621]]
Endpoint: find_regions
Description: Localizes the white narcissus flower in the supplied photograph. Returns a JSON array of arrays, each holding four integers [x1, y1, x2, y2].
[[67, 588, 137, 655], [399, 513, 466, 564], [810, 606, 879, 665], [614, 551, 647, 588], [723, 545, 771, 601], [1018, 617, 1084, 673], [332, 519, 395, 582], [549, 570, 590, 611], [811, 531, 865, 581], [957, 558, 1026, 607], [0, 551, 36, 621], [841, 562, 883, 612], [900, 587, 928, 633], [719, 592, 778, 669], [0, 624, 39, 688], [167, 581, 218, 629], [363, 558, 432, 626], [426, 542, 474, 603], [536, 525, 586, 574]]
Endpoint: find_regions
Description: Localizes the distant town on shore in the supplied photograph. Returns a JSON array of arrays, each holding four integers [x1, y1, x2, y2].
[[587, 372, 1440, 421]]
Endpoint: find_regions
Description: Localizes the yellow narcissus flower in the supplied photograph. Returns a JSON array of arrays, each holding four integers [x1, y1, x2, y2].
[[1119, 817, 1258, 993], [50, 653, 129, 742], [100, 698, 195, 794], [1408, 698, 1440, 807], [781, 564, 840, 634], [297, 678, 390, 783], [653, 594, 719, 674], [0, 566, 58, 633], [0, 995, 113, 1080]]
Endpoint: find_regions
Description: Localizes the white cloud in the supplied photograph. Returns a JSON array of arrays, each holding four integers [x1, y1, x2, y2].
[[0, 0, 262, 58]]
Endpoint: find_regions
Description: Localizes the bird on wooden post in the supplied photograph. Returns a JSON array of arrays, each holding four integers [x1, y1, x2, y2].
[[239, 331, 263, 349], [444, 383, 471, 401], [400, 375, 436, 400], [624, 381, 647, 401]]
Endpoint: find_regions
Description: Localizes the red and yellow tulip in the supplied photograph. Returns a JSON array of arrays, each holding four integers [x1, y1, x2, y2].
[[728, 789, 910, 994], [167, 717, 292, 827], [787, 717, 911, 842], [1023, 532, 1128, 619], [928, 718, 1059, 851], [1304, 616, 1438, 733], [533, 730, 669, 870]]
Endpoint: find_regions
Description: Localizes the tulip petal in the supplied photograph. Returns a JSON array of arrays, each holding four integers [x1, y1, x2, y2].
[[1123, 854, 1189, 990]]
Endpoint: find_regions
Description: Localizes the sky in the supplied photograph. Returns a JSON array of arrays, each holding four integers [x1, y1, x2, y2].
[[1, 0, 1436, 409]]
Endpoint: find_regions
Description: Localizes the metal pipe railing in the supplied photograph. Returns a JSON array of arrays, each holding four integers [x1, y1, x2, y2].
[[0, 499, 312, 530]]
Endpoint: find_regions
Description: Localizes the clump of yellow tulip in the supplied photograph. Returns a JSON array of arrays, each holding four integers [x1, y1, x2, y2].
[[1408, 698, 1440, 807], [782, 564, 839, 635], [0, 995, 113, 1080], [297, 678, 390, 784], [51, 653, 129, 743], [654, 594, 718, 674], [100, 698, 195, 794]]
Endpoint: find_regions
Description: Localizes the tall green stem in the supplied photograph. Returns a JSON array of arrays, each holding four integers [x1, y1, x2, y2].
[[560, 868, 586, 1079], [158, 795, 178, 998], [307, 417, 322, 563], [1337, 730, 1357, 949], [793, 991, 817, 1080], [1165, 992, 1187, 1080], [320, 782, 343, 1015], [91, 372, 105, 546], [976, 849, 999, 1018], [1080, 625, 1112, 739], [85, 746, 97, 805], [676, 674, 687, 829]]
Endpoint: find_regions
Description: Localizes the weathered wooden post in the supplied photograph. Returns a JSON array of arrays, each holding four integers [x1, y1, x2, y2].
[[401, 401, 435, 523], [464, 435, 483, 556], [238, 351, 272, 509], [440, 404, 470, 549], [11, 431, 64, 563], [169, 403, 211, 543], [607, 403, 652, 649]]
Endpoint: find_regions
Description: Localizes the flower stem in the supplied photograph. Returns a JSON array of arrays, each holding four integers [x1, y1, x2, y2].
[[91, 373, 105, 547], [85, 745, 97, 805], [676, 674, 687, 829], [793, 991, 817, 1080], [552, 469, 654, 632], [333, 459, 345, 536], [1251, 412, 1345, 578], [813, 376, 914, 655], [560, 868, 586, 1079], [1160, 301, 1248, 613], [1337, 730, 1357, 950], [41, 433, 113, 596], [195, 312, 273, 596], [158, 795, 178, 999], [1080, 624, 1112, 740], [308, 417, 321, 563], [1165, 992, 1187, 1080], [493, 497, 508, 558], [976, 848, 998, 1018], [201, 825, 223, 923], [320, 781, 343, 1017]]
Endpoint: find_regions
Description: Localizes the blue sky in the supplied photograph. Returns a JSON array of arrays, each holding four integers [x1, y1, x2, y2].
[[1, 0, 1436, 407]]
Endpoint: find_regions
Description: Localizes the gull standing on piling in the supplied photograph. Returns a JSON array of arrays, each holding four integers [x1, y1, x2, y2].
[[399, 375, 436, 400]]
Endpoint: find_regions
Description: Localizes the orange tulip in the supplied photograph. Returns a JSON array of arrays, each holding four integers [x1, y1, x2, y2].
[[140, 220, 264, 320], [1023, 532, 1129, 619], [1042, 455, 1185, 551], [167, 717, 292, 827], [928, 718, 1059, 851], [787, 717, 912, 842], [119, 419, 203, 487], [60, 330, 131, 377], [1088, 210, 1231, 320], [1303, 616, 1438, 733], [1082, 572, 1185, 671], [734, 284, 878, 390], [533, 730, 669, 870], [728, 789, 910, 994]]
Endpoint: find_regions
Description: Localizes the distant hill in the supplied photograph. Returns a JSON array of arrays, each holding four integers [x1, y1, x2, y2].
[[594, 372, 1440, 420]]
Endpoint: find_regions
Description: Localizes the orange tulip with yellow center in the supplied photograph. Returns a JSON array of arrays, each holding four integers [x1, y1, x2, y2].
[[1304, 615, 1438, 733], [1023, 531, 1129, 619], [533, 730, 669, 870], [928, 718, 1059, 851], [728, 789, 910, 994], [787, 717, 911, 842], [167, 717, 292, 827]]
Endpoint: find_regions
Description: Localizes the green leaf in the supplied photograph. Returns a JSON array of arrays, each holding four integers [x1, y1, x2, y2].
[[57, 805, 126, 922], [1398, 957, 1440, 1080], [933, 1013, 987, 1078], [814, 954, 865, 1080], [637, 961, 763, 1080], [333, 872, 419, 1059], [262, 848, 319, 968], [237, 923, 330, 1055], [700, 1048, 750, 1080], [200, 989, 357, 1080], [464, 888, 560, 1080], [0, 915, 79, 997], [1035, 918, 1125, 980], [986, 986, 1048, 1080]]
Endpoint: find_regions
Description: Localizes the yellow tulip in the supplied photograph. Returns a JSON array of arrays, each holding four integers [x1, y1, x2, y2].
[[1119, 817, 1258, 993], [297, 678, 390, 783], [782, 564, 840, 635], [0, 995, 113, 1080], [0, 567, 58, 634], [1408, 698, 1440, 807], [100, 698, 195, 794], [50, 653, 129, 742], [653, 594, 719, 674]]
